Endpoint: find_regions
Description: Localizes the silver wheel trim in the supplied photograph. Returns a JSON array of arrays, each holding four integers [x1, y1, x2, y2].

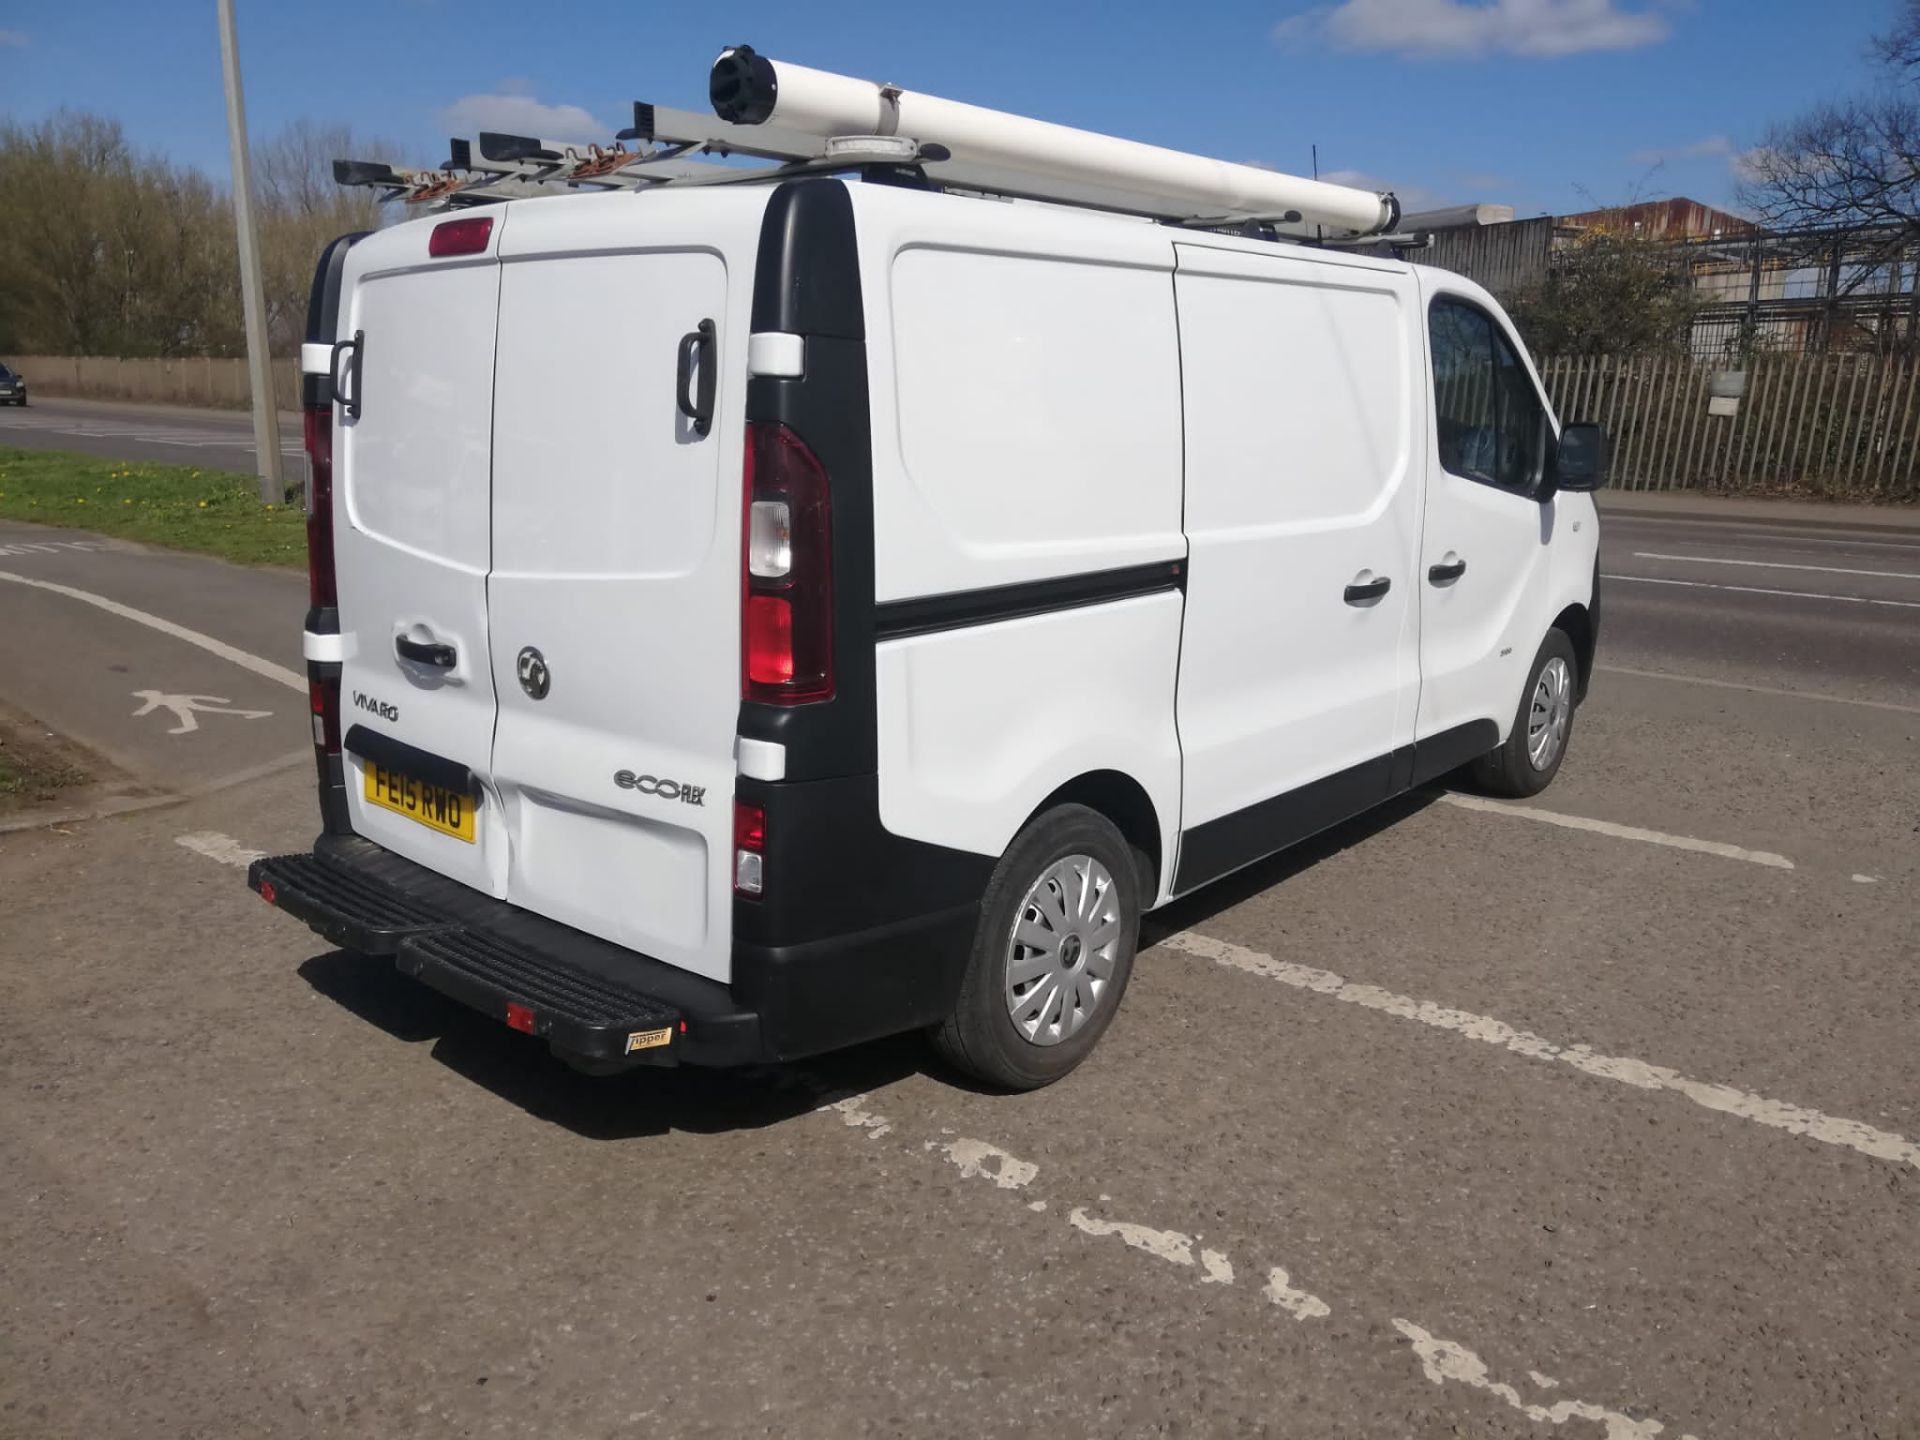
[[1003, 853, 1122, 1047], [1527, 655, 1574, 771]]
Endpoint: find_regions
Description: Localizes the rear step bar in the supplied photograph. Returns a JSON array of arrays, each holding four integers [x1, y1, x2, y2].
[[249, 836, 759, 1071]]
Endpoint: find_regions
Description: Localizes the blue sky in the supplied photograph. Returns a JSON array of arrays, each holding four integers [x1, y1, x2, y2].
[[0, 1, 1888, 218]]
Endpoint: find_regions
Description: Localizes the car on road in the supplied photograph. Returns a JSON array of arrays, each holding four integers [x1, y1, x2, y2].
[[0, 361, 25, 405], [251, 52, 1608, 1092]]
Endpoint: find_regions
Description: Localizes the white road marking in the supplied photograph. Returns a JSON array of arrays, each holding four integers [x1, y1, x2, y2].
[[929, 1137, 1039, 1191], [0, 540, 109, 557], [1851, 874, 1881, 884], [1595, 664, 1920, 717], [174, 831, 265, 868], [1067, 1207, 1237, 1285], [1439, 792, 1796, 870], [818, 1094, 892, 1140], [1161, 930, 1920, 1172], [1531, 1371, 1562, 1390], [1393, 1319, 1695, 1440], [130, 689, 271, 736], [0, 571, 304, 691], [1263, 1267, 1331, 1321], [1633, 550, 1920, 582], [1603, 572, 1920, 610]]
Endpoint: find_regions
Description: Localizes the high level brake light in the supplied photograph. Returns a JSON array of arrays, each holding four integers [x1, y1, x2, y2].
[[741, 421, 833, 704]]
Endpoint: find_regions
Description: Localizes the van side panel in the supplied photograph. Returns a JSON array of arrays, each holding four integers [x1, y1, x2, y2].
[[853, 187, 1185, 897], [1171, 243, 1422, 889]]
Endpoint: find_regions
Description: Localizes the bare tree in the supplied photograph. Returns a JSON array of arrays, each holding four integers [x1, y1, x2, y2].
[[1740, 4, 1920, 235], [254, 122, 386, 351]]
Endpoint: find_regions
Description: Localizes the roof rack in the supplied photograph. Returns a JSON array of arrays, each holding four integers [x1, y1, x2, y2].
[[334, 46, 1401, 239]]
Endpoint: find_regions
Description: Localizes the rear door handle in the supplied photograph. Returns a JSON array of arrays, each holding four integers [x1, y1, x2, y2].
[[1343, 575, 1391, 605], [396, 636, 456, 669], [1428, 558, 1468, 585], [676, 318, 717, 437]]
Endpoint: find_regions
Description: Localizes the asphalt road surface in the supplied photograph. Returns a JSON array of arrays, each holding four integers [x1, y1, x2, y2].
[[1, 498, 1915, 1438], [0, 395, 302, 473]]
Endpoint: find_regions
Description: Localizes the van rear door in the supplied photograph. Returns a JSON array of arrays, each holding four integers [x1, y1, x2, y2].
[[332, 218, 506, 896], [485, 192, 760, 985]]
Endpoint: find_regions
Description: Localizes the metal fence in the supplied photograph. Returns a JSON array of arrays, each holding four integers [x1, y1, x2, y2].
[[1539, 352, 1920, 499]]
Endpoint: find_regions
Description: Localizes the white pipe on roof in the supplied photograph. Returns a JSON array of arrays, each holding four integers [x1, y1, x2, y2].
[[709, 46, 1399, 236]]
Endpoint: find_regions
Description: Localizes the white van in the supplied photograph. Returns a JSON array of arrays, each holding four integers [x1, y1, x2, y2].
[[251, 88, 1605, 1090]]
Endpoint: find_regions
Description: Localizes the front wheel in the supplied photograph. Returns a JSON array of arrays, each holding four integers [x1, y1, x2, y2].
[[931, 804, 1142, 1091], [1471, 628, 1580, 798]]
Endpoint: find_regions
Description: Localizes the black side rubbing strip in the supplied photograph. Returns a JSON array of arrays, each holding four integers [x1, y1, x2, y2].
[[344, 725, 479, 797], [875, 560, 1186, 641]]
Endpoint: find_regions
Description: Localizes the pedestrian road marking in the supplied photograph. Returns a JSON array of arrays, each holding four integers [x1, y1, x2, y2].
[[1633, 550, 1920, 582], [174, 832, 265, 868], [0, 571, 304, 691], [1439, 791, 1795, 869], [132, 690, 271, 735], [1603, 572, 1920, 610], [1160, 929, 1920, 1173]]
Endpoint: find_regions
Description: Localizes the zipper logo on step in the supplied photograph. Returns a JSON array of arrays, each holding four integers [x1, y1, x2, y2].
[[614, 770, 706, 807]]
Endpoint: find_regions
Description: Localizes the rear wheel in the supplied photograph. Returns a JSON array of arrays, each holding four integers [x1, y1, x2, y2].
[[1472, 628, 1579, 798], [932, 804, 1142, 1091]]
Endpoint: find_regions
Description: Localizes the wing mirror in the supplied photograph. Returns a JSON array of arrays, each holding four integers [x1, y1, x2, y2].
[[1551, 422, 1609, 493]]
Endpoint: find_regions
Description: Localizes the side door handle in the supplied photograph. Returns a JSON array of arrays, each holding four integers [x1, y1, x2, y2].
[[396, 635, 457, 669], [1343, 575, 1392, 605], [676, 318, 717, 437], [1428, 557, 1468, 585]]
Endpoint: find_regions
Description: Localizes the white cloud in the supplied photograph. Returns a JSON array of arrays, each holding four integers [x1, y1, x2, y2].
[[0, 29, 28, 47], [1320, 167, 1454, 214], [1275, 0, 1672, 59], [1627, 134, 1733, 165], [436, 91, 606, 144]]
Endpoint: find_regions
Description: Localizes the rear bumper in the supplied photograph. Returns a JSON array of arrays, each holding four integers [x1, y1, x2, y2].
[[250, 831, 981, 1072], [250, 834, 760, 1071]]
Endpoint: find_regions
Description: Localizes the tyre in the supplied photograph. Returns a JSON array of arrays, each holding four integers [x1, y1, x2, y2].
[[1471, 628, 1579, 798], [932, 803, 1142, 1091]]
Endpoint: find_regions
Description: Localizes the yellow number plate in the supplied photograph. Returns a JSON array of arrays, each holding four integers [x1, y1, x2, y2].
[[363, 763, 477, 843]]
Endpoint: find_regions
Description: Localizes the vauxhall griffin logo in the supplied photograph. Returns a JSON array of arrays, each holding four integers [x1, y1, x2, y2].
[[352, 691, 399, 722], [516, 646, 550, 701]]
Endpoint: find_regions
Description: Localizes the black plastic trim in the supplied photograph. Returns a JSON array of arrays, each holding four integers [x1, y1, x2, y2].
[[1172, 720, 1501, 894], [301, 231, 367, 409], [342, 724, 478, 797], [738, 179, 875, 781], [875, 560, 1186, 641]]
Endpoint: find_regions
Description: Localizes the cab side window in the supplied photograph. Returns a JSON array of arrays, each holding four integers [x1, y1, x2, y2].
[[1430, 299, 1543, 491]]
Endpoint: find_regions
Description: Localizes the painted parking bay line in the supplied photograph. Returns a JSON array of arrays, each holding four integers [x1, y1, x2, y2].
[[1632, 551, 1920, 583], [1438, 792, 1795, 870], [1159, 930, 1920, 1173], [0, 571, 303, 691]]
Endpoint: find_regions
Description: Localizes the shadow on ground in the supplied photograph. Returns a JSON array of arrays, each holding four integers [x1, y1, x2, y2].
[[297, 949, 932, 1142], [298, 786, 1450, 1138]]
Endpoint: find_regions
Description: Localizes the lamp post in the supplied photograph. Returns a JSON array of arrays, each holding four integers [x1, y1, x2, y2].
[[216, 0, 284, 503]]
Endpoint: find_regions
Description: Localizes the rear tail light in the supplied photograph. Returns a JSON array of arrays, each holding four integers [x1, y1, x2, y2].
[[741, 422, 833, 703], [733, 798, 766, 897], [303, 404, 336, 610], [309, 673, 341, 755]]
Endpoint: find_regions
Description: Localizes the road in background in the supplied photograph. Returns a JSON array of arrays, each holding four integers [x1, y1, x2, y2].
[[0, 395, 302, 472]]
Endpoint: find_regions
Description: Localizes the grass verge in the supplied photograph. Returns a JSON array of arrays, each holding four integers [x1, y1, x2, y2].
[[0, 446, 305, 568]]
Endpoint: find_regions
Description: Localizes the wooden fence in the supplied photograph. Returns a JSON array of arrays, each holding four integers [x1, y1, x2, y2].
[[6, 354, 299, 414], [1537, 352, 1919, 500]]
